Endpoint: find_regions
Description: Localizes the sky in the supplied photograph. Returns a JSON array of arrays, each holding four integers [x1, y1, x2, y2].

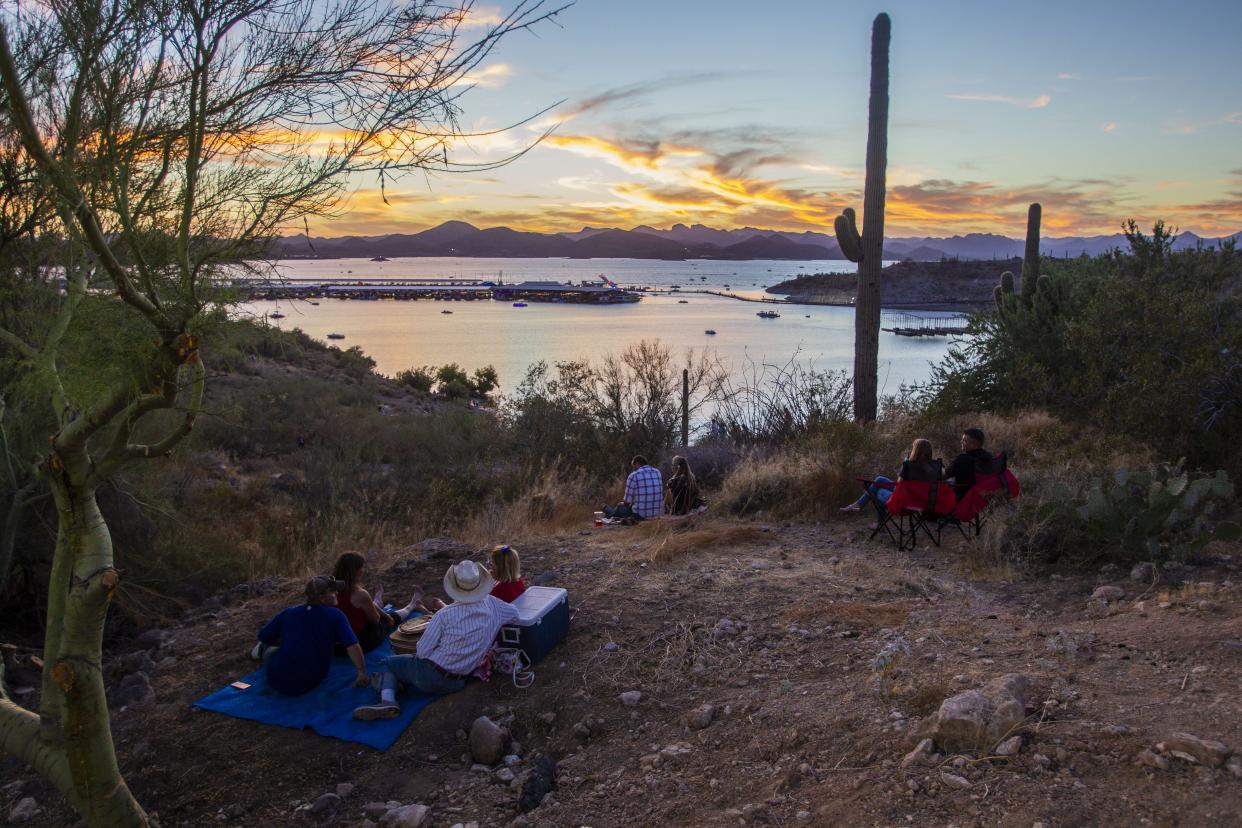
[[316, 0, 1242, 239]]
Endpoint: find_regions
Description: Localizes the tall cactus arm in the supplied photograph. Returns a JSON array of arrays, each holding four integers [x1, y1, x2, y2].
[[835, 207, 863, 263], [1021, 202, 1042, 300]]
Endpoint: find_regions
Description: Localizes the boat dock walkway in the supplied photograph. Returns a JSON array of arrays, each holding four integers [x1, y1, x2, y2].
[[880, 312, 971, 337], [242, 278, 640, 304]]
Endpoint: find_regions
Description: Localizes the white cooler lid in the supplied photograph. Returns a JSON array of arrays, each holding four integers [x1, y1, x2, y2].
[[509, 586, 567, 624]]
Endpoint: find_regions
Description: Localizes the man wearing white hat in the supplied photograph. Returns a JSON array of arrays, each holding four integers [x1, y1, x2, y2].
[[353, 559, 519, 720]]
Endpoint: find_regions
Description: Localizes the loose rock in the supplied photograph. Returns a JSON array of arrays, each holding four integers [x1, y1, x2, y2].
[[7, 798, 40, 825], [686, 703, 716, 730], [619, 690, 642, 708], [901, 738, 935, 769], [469, 716, 508, 765], [939, 772, 972, 790], [1091, 585, 1124, 602], [1136, 749, 1169, 770], [380, 803, 430, 828], [995, 735, 1023, 756], [1161, 733, 1230, 768], [307, 793, 341, 817]]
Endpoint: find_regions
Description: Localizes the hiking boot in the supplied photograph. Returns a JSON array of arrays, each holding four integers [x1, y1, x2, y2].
[[353, 702, 400, 721]]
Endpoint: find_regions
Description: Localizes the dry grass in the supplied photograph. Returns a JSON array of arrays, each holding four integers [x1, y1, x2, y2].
[[647, 525, 769, 564], [782, 599, 910, 627], [460, 471, 600, 547]]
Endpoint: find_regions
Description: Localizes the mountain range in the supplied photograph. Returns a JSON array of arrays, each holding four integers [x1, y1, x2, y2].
[[271, 221, 1242, 262]]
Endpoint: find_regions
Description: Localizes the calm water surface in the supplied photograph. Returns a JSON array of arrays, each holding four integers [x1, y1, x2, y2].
[[243, 257, 959, 394]]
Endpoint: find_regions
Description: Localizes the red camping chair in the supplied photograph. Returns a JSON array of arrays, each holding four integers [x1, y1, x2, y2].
[[886, 459, 958, 550], [941, 452, 1021, 540], [854, 477, 899, 546]]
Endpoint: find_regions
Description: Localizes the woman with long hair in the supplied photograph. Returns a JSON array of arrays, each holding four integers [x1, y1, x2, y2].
[[666, 455, 703, 515], [842, 438, 935, 512], [333, 552, 423, 653]]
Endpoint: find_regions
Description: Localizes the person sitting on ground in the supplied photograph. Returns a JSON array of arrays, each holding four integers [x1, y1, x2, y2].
[[332, 552, 423, 653], [352, 560, 519, 720], [944, 427, 993, 501], [665, 455, 703, 516], [603, 454, 663, 520], [842, 438, 937, 513], [489, 544, 526, 602], [251, 575, 369, 696]]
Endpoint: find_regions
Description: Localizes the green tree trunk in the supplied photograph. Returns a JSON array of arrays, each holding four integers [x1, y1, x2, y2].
[[0, 448, 151, 826]]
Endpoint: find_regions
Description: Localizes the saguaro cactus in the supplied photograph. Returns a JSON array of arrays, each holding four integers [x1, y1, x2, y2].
[[834, 12, 890, 423], [1020, 202, 1041, 300], [995, 203, 1043, 318]]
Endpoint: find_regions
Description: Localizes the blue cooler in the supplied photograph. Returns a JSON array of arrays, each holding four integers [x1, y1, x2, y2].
[[500, 586, 569, 664]]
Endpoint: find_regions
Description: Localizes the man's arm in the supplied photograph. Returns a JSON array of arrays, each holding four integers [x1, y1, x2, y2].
[[257, 610, 284, 645], [346, 644, 368, 686], [623, 471, 637, 505], [415, 610, 446, 659]]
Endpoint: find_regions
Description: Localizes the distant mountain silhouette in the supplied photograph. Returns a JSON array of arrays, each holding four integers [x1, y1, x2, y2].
[[269, 221, 1241, 261]]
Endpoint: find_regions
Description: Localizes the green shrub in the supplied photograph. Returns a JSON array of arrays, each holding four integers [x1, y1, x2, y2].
[[923, 223, 1242, 475], [396, 366, 435, 393], [470, 365, 499, 397]]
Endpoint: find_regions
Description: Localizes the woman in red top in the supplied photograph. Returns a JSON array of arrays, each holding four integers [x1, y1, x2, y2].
[[488, 545, 526, 603], [332, 552, 422, 653]]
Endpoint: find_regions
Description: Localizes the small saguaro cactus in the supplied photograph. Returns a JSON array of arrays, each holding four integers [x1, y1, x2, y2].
[[833, 12, 891, 424], [995, 203, 1043, 319], [1020, 202, 1041, 300]]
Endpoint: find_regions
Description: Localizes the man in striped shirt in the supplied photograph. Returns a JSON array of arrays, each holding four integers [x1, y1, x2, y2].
[[354, 560, 518, 720], [603, 455, 664, 520]]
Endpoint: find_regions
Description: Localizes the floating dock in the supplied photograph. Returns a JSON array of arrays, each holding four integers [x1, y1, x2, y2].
[[241, 278, 640, 305], [880, 312, 971, 337]]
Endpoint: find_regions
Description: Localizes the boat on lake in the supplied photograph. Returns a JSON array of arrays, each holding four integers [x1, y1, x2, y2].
[[512, 302, 527, 308], [327, 333, 345, 340], [370, 256, 389, 262], [678, 300, 688, 304], [704, 329, 717, 335], [756, 310, 780, 319], [441, 310, 453, 314]]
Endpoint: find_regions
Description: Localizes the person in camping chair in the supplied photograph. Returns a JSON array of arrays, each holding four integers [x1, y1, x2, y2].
[[252, 575, 369, 696], [353, 560, 519, 720], [945, 427, 992, 500]]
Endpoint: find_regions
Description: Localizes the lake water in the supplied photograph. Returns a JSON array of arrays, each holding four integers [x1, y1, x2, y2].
[[243, 257, 960, 395]]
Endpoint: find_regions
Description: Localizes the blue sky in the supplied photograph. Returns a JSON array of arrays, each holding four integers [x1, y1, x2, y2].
[[320, 0, 1242, 237]]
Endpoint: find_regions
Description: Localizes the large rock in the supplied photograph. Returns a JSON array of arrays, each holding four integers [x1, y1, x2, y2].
[[1161, 733, 1230, 768], [380, 804, 429, 828], [929, 674, 1030, 753], [469, 716, 508, 765], [930, 691, 994, 753], [7, 797, 41, 824]]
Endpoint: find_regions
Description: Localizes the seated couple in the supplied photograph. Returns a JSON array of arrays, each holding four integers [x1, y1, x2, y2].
[[603, 454, 704, 520], [843, 428, 994, 514], [251, 546, 528, 711]]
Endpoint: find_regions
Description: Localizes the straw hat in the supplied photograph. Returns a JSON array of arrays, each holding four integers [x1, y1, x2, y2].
[[443, 560, 494, 603]]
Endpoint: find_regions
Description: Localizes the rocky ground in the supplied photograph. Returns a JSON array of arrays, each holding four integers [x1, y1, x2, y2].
[[4, 516, 1242, 827], [767, 260, 1016, 309]]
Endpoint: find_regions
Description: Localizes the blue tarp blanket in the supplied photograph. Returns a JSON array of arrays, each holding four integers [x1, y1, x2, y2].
[[192, 639, 436, 751]]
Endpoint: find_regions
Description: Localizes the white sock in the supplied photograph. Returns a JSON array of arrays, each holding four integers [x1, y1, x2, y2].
[[380, 689, 396, 704]]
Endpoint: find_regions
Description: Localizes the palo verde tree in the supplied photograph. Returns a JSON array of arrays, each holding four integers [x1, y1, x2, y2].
[[0, 0, 566, 824], [833, 12, 890, 422]]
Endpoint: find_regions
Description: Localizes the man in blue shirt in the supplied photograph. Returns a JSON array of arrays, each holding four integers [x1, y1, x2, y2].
[[254, 575, 368, 695], [603, 455, 663, 520]]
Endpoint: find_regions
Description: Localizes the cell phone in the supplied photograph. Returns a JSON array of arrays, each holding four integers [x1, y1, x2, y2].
[[230, 681, 251, 690]]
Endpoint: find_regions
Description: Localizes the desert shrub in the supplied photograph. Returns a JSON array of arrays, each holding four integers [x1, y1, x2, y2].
[[990, 463, 1241, 569], [922, 222, 1242, 474], [396, 366, 435, 392], [712, 354, 852, 444], [471, 365, 499, 397], [502, 340, 722, 478], [716, 422, 888, 518], [333, 345, 377, 379]]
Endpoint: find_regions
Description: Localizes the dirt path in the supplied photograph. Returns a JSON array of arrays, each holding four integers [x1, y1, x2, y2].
[[8, 518, 1242, 827]]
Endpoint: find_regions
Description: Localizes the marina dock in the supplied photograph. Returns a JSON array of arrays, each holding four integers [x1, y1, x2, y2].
[[242, 278, 640, 304]]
